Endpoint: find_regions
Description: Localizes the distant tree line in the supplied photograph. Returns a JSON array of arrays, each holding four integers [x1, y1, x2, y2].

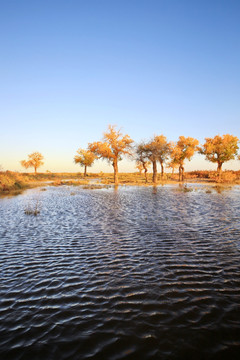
[[20, 125, 240, 184]]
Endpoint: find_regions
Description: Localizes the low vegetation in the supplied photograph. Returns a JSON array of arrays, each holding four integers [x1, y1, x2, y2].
[[1, 170, 240, 196], [24, 203, 40, 216], [0, 171, 31, 195]]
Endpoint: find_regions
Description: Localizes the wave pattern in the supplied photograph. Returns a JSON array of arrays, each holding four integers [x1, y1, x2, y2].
[[0, 185, 240, 359]]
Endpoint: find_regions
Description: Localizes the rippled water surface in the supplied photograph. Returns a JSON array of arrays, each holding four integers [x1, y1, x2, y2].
[[1, 184, 240, 359]]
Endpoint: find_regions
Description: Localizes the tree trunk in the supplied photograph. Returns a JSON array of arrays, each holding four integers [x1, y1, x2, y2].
[[179, 165, 184, 181], [181, 166, 184, 181], [144, 168, 148, 183], [113, 158, 118, 185], [34, 166, 37, 174], [84, 165, 87, 176], [160, 162, 164, 179], [142, 163, 148, 183], [217, 162, 222, 180], [152, 160, 157, 184]]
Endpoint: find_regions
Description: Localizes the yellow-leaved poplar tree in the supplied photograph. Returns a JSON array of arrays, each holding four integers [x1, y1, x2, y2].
[[88, 125, 133, 185], [199, 134, 239, 179], [74, 148, 95, 176], [144, 135, 171, 183], [20, 152, 44, 174], [170, 136, 199, 181]]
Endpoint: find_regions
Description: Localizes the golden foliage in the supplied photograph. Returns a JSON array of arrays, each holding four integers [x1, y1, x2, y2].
[[170, 136, 199, 166], [137, 135, 171, 182], [74, 149, 95, 167], [199, 134, 239, 166], [167, 159, 178, 173], [89, 125, 133, 161], [20, 160, 31, 169], [144, 135, 171, 163], [170, 136, 199, 181]]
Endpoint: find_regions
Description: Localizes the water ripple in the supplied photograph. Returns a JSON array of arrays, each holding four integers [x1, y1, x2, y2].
[[0, 185, 240, 359]]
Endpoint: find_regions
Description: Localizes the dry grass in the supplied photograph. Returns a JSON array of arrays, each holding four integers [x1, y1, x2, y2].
[[82, 184, 111, 190], [1, 170, 240, 196], [0, 171, 31, 195], [96, 172, 177, 185], [24, 197, 41, 216], [188, 170, 240, 183], [24, 208, 40, 216]]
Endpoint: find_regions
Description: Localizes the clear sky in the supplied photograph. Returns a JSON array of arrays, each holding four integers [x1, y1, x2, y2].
[[0, 0, 239, 173]]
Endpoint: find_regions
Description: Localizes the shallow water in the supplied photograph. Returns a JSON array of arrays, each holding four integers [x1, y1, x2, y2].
[[0, 184, 240, 359]]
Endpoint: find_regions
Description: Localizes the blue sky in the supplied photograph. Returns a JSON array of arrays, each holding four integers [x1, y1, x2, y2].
[[0, 0, 239, 172]]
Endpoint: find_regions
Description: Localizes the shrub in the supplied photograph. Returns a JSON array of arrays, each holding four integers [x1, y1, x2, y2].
[[220, 171, 237, 183]]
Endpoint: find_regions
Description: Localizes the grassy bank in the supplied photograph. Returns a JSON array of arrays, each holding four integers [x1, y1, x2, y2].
[[1, 170, 240, 196], [0, 171, 33, 196], [0, 171, 94, 196]]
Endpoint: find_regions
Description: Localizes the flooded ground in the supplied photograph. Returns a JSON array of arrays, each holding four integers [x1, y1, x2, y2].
[[0, 184, 240, 359]]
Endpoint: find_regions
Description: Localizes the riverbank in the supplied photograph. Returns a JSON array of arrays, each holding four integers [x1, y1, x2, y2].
[[0, 171, 34, 196], [1, 170, 240, 196]]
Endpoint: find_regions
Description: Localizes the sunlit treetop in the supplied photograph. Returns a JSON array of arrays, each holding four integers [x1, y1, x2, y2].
[[144, 135, 171, 162], [74, 149, 95, 167], [89, 125, 134, 162], [199, 134, 239, 165], [171, 136, 199, 166]]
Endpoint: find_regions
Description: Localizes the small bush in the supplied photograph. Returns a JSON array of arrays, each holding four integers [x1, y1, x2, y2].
[[24, 208, 40, 216], [220, 171, 237, 183]]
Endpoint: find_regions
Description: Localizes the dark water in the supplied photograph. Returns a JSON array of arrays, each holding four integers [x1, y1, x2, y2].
[[0, 184, 240, 360]]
